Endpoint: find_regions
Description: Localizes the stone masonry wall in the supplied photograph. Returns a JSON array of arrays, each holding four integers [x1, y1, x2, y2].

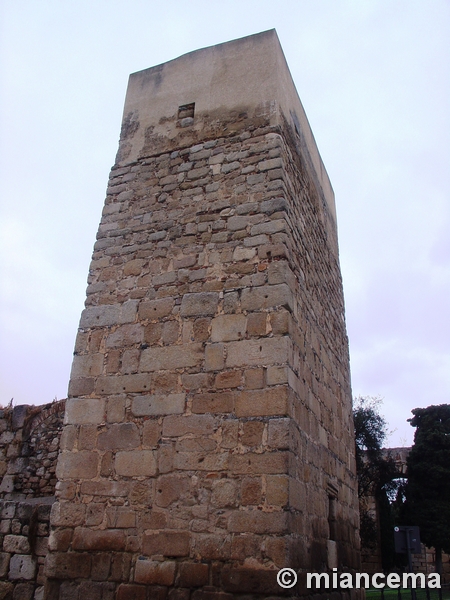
[[0, 402, 65, 500], [0, 401, 65, 600], [45, 115, 359, 598]]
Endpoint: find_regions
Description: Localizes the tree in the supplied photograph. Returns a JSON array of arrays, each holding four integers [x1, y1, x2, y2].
[[403, 404, 450, 574], [353, 397, 398, 570]]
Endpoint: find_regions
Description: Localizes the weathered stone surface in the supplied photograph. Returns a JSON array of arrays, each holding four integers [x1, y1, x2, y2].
[[106, 324, 144, 348], [240, 283, 293, 311], [211, 315, 246, 342], [225, 337, 288, 368], [50, 502, 86, 528], [44, 552, 91, 579], [138, 298, 174, 320], [115, 450, 157, 477], [56, 451, 98, 480], [11, 405, 28, 430], [155, 474, 190, 508], [95, 374, 151, 395], [80, 480, 129, 497], [235, 386, 288, 417], [131, 393, 185, 416], [140, 344, 203, 371], [142, 531, 190, 557], [117, 584, 147, 600], [8, 554, 36, 580], [230, 451, 288, 475], [211, 479, 238, 508], [178, 562, 209, 587], [180, 292, 219, 317], [70, 353, 103, 378], [79, 300, 138, 328], [97, 423, 140, 450], [228, 510, 288, 534], [3, 534, 30, 554], [204, 343, 224, 371], [46, 30, 359, 600], [192, 534, 231, 560], [162, 415, 215, 437], [72, 528, 126, 551], [191, 392, 234, 414], [64, 398, 105, 425], [142, 420, 161, 447], [134, 559, 176, 585]]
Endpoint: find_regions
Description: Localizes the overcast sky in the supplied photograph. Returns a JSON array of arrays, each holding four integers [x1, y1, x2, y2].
[[1, 0, 449, 447]]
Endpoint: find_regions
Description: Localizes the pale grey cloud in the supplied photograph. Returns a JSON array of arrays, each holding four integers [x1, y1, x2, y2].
[[1, 0, 449, 446]]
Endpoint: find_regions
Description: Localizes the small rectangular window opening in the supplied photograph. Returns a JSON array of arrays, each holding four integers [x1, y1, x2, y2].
[[178, 103, 195, 119], [328, 495, 337, 541]]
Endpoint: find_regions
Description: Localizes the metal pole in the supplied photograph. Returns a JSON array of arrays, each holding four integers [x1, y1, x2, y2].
[[406, 528, 417, 600]]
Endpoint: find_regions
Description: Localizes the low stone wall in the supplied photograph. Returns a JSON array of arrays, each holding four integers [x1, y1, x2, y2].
[[0, 497, 54, 600], [0, 402, 64, 599], [0, 402, 65, 499]]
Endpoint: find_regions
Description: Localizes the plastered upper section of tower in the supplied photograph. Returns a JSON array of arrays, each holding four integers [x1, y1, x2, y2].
[[116, 29, 337, 248]]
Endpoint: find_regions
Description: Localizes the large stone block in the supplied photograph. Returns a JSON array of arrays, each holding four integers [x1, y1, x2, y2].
[[211, 315, 247, 342], [80, 480, 130, 497], [225, 337, 288, 368], [3, 534, 30, 554], [95, 374, 151, 395], [64, 398, 105, 425], [240, 283, 293, 312], [72, 528, 126, 551], [235, 386, 288, 417], [131, 393, 185, 416], [228, 510, 288, 534], [117, 584, 147, 600], [79, 300, 138, 328], [106, 324, 144, 348], [138, 298, 174, 320], [192, 534, 231, 560], [134, 559, 176, 585], [56, 451, 99, 479], [8, 554, 36, 581], [97, 423, 140, 450], [50, 502, 86, 527], [267, 417, 291, 449], [162, 415, 216, 437], [180, 292, 219, 317], [142, 420, 162, 447], [44, 552, 91, 579], [142, 531, 190, 557], [140, 344, 203, 371], [191, 392, 234, 414], [70, 353, 104, 379], [11, 405, 28, 429], [230, 452, 288, 475], [178, 562, 209, 588], [204, 343, 225, 371], [115, 450, 157, 476], [155, 474, 190, 508]]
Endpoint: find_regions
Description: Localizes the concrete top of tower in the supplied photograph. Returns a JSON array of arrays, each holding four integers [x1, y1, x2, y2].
[[116, 30, 336, 224]]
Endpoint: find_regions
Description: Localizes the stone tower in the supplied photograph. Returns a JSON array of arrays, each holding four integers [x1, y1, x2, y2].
[[45, 30, 360, 599]]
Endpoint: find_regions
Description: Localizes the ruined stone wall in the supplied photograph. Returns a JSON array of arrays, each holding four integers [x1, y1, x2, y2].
[[0, 497, 54, 600], [0, 402, 65, 500], [45, 31, 359, 600], [0, 401, 65, 599]]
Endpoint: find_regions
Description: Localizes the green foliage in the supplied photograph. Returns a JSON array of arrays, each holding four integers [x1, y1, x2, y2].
[[404, 404, 450, 557], [353, 397, 398, 568]]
